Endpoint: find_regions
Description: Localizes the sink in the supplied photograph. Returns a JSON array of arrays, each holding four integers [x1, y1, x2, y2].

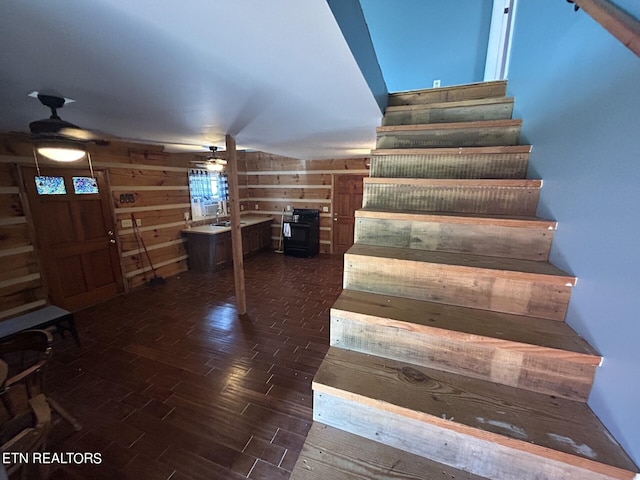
[[213, 221, 247, 227]]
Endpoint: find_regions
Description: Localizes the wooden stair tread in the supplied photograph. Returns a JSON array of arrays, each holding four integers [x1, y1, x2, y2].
[[333, 289, 598, 357], [377, 119, 522, 133], [292, 422, 489, 480], [364, 177, 542, 188], [314, 347, 639, 475], [370, 145, 532, 156], [356, 207, 557, 230], [346, 244, 575, 285], [385, 96, 514, 113]]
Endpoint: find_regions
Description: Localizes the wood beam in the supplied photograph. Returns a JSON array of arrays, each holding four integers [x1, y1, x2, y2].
[[225, 134, 246, 315], [576, 0, 640, 57]]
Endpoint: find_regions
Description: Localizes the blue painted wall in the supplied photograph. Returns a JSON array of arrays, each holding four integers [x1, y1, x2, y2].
[[359, 0, 492, 92], [508, 0, 640, 465], [610, 0, 640, 19]]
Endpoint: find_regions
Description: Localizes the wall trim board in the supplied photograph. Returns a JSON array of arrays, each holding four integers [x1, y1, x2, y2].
[[0, 155, 189, 173], [0, 273, 41, 290], [124, 254, 188, 278], [0, 299, 47, 321], [118, 220, 189, 236], [245, 184, 333, 189], [0, 245, 34, 258], [121, 238, 186, 257], [115, 203, 191, 214], [111, 185, 188, 191], [244, 198, 331, 204], [244, 209, 331, 218], [241, 169, 370, 175], [0, 217, 27, 227]]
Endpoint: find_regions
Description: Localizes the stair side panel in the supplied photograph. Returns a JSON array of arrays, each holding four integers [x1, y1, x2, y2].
[[362, 182, 540, 215], [369, 150, 529, 179]]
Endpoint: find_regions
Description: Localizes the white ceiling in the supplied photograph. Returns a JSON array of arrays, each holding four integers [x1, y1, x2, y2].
[[0, 0, 383, 159]]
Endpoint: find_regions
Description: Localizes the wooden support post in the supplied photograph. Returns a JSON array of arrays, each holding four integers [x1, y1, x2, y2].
[[225, 134, 247, 315]]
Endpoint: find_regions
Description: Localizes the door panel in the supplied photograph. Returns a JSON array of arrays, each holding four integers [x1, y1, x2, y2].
[[23, 167, 124, 311], [332, 174, 365, 254]]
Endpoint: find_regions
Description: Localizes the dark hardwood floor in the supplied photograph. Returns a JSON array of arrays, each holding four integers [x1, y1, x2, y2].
[[43, 251, 344, 480]]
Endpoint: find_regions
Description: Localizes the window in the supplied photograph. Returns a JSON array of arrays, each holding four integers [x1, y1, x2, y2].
[[188, 169, 229, 220], [35, 176, 66, 195], [72, 176, 99, 194]]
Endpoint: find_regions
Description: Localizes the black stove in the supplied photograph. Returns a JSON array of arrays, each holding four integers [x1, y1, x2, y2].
[[283, 208, 320, 257]]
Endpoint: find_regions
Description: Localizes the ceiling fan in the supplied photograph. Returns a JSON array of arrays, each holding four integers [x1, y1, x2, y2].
[[190, 146, 227, 171], [28, 91, 109, 161]]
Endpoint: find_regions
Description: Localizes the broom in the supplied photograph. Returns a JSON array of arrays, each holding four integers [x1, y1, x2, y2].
[[131, 213, 166, 286], [275, 208, 285, 254]]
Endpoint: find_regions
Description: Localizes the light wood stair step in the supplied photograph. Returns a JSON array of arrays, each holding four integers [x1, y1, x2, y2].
[[331, 289, 599, 401], [344, 244, 575, 321], [369, 145, 531, 179], [388, 80, 507, 107], [355, 208, 555, 261], [362, 178, 541, 216], [382, 97, 514, 126], [313, 348, 639, 480], [291, 422, 490, 480], [376, 120, 522, 149]]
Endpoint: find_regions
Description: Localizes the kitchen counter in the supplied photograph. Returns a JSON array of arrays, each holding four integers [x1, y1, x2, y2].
[[182, 215, 274, 235], [182, 215, 274, 272]]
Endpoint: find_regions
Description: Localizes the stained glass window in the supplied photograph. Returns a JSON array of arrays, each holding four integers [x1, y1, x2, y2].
[[35, 176, 66, 195], [72, 176, 99, 194]]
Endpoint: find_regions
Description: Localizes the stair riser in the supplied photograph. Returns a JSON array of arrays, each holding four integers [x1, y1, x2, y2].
[[362, 183, 539, 215], [330, 315, 596, 401], [370, 152, 528, 179], [382, 102, 514, 126], [376, 126, 520, 149], [343, 255, 572, 321], [313, 392, 632, 480], [355, 217, 553, 261], [388, 81, 507, 106]]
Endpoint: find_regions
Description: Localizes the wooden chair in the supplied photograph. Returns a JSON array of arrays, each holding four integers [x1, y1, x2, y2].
[[0, 330, 82, 479], [0, 330, 53, 479]]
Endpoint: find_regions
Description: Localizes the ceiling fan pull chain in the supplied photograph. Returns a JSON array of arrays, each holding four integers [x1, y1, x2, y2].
[[32, 148, 41, 177], [87, 151, 96, 181]]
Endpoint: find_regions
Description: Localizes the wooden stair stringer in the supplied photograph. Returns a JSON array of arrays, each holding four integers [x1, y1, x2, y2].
[[331, 289, 599, 401], [312, 348, 639, 480]]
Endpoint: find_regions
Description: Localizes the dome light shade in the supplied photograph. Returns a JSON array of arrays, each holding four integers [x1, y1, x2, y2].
[[36, 140, 86, 162]]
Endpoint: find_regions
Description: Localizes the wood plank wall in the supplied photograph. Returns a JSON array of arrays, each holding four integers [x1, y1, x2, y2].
[[238, 151, 370, 253], [0, 134, 370, 318], [0, 160, 46, 319], [0, 134, 216, 318]]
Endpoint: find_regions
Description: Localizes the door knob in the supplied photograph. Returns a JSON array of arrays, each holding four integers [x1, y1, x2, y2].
[[109, 239, 116, 244]]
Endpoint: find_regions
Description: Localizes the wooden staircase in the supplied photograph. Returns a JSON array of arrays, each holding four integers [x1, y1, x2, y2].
[[292, 81, 639, 480]]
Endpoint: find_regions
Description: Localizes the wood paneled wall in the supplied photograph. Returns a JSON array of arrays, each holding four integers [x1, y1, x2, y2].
[[0, 135, 214, 318], [0, 160, 46, 319], [0, 134, 370, 318], [238, 151, 370, 253]]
